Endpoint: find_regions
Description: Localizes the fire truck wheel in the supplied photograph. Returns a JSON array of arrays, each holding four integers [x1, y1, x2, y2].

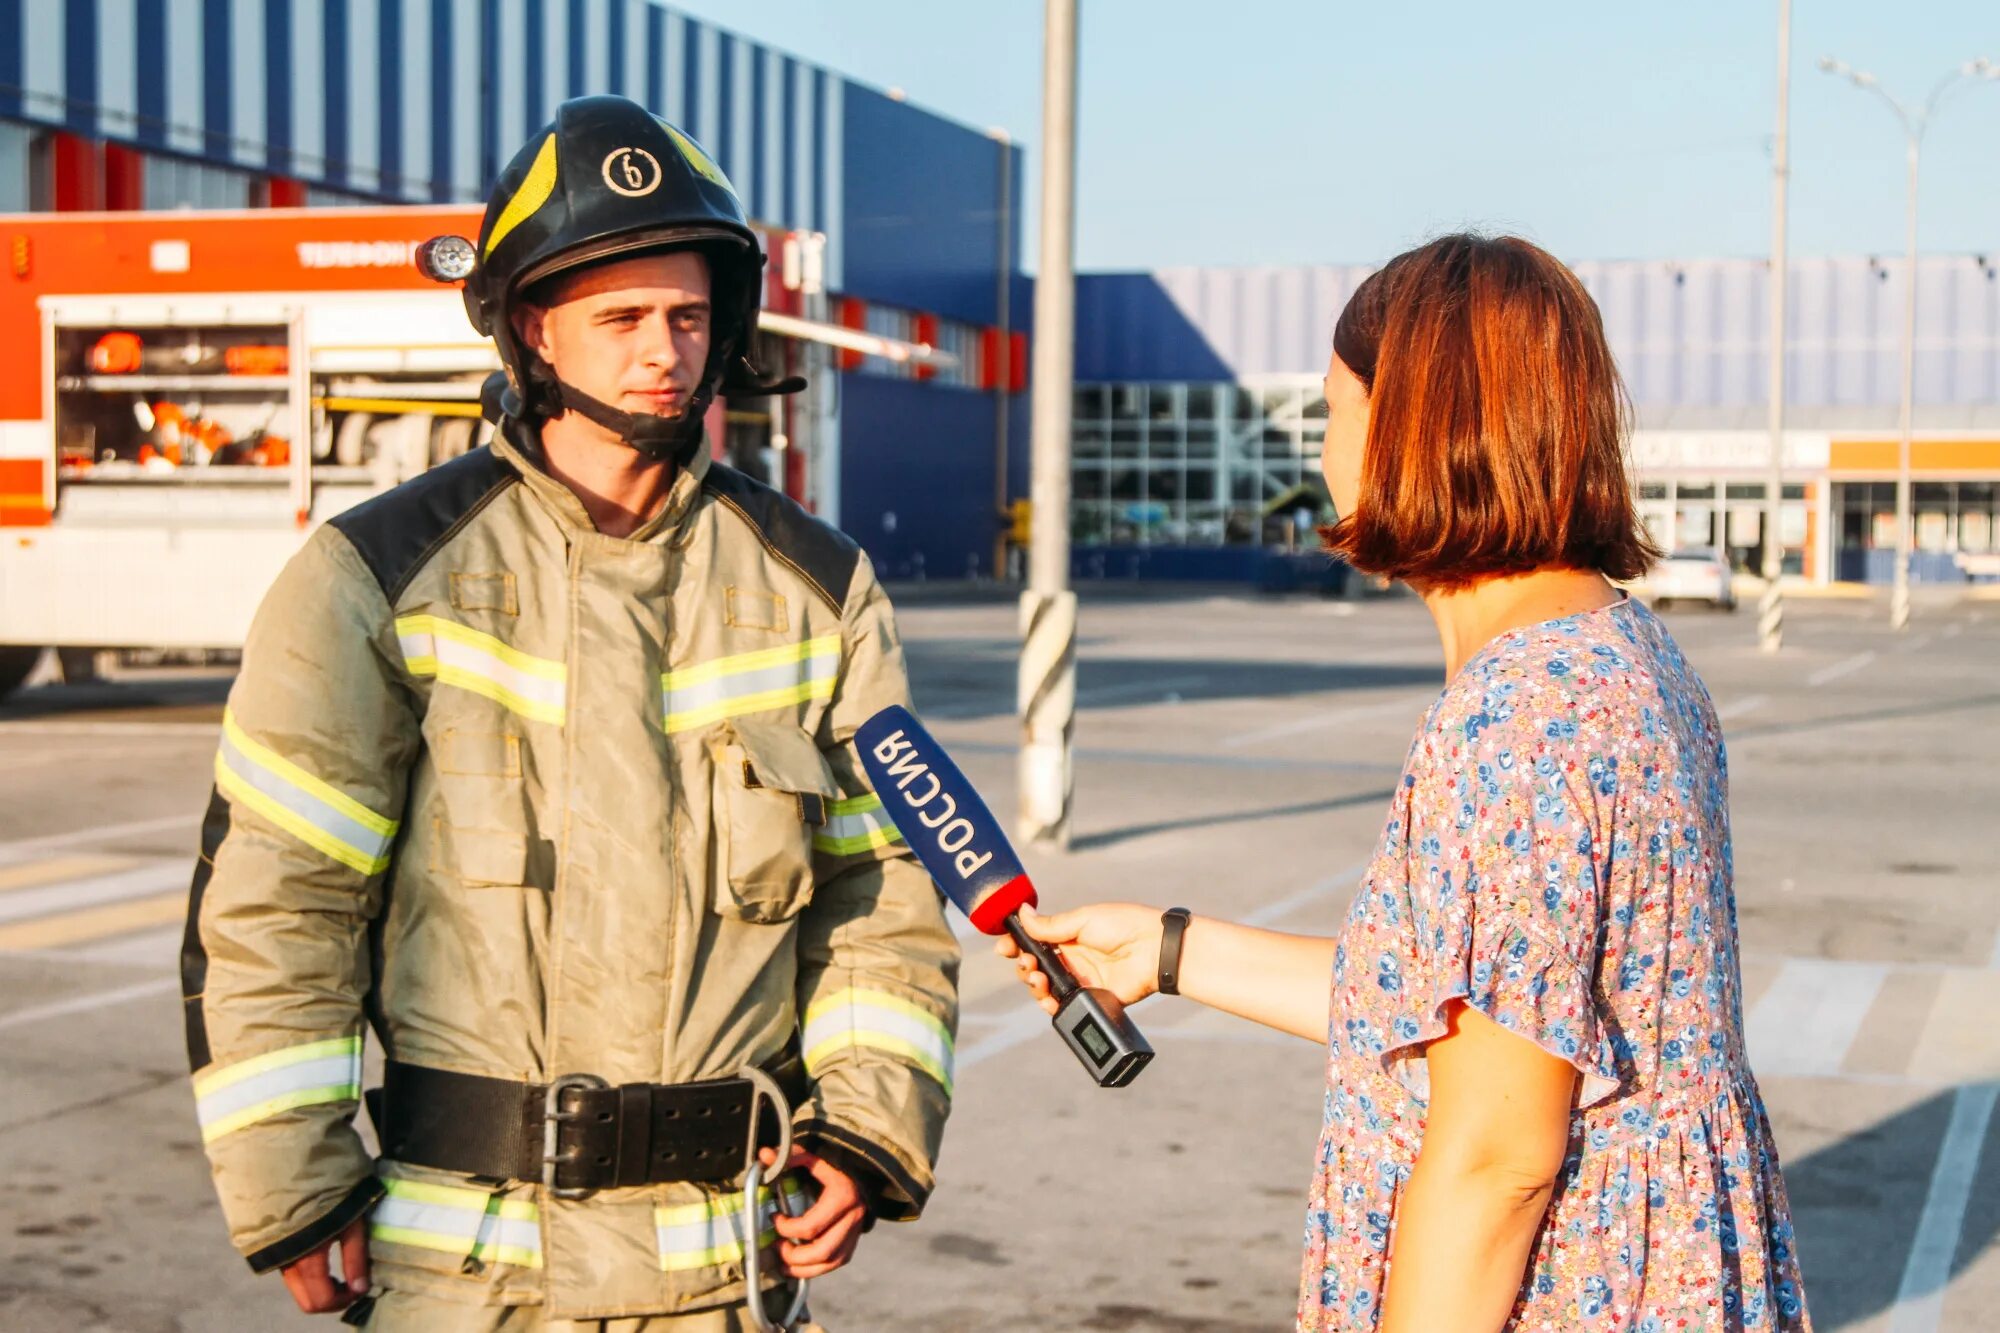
[[0, 646, 46, 703], [431, 417, 476, 466], [334, 413, 373, 468]]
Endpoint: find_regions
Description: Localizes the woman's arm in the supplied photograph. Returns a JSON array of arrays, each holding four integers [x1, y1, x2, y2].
[[998, 905, 1338, 1042], [1378, 1000, 1578, 1333]]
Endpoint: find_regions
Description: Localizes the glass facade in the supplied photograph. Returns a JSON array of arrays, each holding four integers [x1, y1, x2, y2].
[[1638, 479, 1811, 576], [1071, 380, 1328, 547], [1834, 480, 1999, 559]]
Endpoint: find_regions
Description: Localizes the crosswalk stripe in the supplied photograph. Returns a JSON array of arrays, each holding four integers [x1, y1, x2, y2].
[[0, 891, 188, 952], [0, 813, 198, 862], [1843, 969, 1946, 1079], [0, 854, 139, 895], [1905, 971, 2000, 1085], [0, 860, 190, 927], [1746, 958, 1888, 1078]]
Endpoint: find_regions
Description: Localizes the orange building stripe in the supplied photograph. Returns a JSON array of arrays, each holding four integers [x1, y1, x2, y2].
[[1828, 439, 2000, 473]]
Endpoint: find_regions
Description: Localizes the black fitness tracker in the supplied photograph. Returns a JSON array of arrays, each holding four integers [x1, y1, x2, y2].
[[1158, 907, 1193, 996]]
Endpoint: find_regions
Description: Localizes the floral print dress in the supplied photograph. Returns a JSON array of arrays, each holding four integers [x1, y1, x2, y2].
[[1299, 598, 1809, 1331]]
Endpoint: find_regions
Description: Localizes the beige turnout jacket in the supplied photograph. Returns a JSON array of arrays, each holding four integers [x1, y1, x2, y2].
[[181, 424, 959, 1319]]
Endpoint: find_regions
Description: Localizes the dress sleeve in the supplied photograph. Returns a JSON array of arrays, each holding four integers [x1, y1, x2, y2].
[[1375, 716, 1623, 1109]]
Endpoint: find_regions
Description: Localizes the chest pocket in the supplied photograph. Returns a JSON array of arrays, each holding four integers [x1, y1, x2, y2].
[[431, 728, 538, 890], [712, 720, 836, 924]]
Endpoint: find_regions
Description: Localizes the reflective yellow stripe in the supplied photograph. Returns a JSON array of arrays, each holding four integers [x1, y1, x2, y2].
[[661, 636, 841, 689], [484, 133, 559, 257], [661, 635, 841, 734], [801, 988, 954, 1094], [662, 123, 735, 195], [396, 614, 567, 725], [653, 1177, 807, 1272], [813, 793, 907, 856], [214, 712, 397, 875], [813, 825, 904, 856], [192, 1036, 362, 1144], [666, 680, 833, 734], [372, 1177, 542, 1269]]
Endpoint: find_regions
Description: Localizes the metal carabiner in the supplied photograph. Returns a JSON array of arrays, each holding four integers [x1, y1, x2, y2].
[[738, 1066, 809, 1333]]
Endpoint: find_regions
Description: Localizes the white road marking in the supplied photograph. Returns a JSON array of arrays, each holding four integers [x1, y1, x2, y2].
[[1717, 695, 1770, 721], [957, 864, 1364, 1073], [1942, 623, 1964, 639], [1223, 694, 1429, 750], [1746, 958, 1887, 1077], [0, 860, 189, 926], [0, 976, 178, 1034], [1806, 651, 1877, 688], [1903, 633, 1934, 653], [0, 813, 199, 862], [1887, 1081, 2000, 1333], [1242, 861, 1368, 928], [7, 923, 182, 968]]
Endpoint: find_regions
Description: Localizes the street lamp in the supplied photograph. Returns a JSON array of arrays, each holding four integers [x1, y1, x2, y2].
[[1818, 55, 1999, 629]]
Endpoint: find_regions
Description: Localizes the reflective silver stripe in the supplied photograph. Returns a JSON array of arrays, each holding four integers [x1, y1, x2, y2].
[[801, 988, 954, 1094], [813, 793, 906, 856], [653, 1179, 808, 1272], [370, 1177, 542, 1269], [666, 653, 834, 716], [661, 636, 842, 733], [192, 1036, 362, 1143], [215, 712, 397, 874], [396, 614, 567, 724]]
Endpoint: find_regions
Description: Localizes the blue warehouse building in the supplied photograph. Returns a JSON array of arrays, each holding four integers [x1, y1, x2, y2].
[[1073, 258, 2000, 586], [0, 0, 1029, 580]]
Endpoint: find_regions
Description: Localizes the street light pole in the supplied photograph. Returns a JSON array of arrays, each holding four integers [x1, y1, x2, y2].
[[1893, 128, 1920, 631], [1019, 0, 1079, 847], [1819, 56, 1998, 630], [1760, 0, 1792, 653]]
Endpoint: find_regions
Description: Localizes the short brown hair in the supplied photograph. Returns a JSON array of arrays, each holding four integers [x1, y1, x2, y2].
[[1320, 234, 1659, 588]]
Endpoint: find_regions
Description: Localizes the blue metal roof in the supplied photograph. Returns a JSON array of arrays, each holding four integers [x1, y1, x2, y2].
[[1077, 256, 2000, 409]]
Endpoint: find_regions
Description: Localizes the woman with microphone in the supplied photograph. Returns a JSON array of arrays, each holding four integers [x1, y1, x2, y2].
[[999, 235, 1810, 1332]]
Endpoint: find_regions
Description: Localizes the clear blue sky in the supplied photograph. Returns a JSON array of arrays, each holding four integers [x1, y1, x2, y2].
[[672, 0, 2000, 273]]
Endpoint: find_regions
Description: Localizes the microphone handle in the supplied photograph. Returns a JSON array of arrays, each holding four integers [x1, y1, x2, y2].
[[1005, 916, 1081, 1003]]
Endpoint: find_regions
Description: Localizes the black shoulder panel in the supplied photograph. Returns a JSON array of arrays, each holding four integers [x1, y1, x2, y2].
[[702, 464, 862, 615], [326, 447, 518, 602]]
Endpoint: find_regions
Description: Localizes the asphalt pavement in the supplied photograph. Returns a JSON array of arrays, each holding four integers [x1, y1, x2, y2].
[[0, 588, 1994, 1332]]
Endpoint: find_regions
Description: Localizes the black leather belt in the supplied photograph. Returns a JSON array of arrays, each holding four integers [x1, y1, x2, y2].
[[370, 1056, 803, 1196]]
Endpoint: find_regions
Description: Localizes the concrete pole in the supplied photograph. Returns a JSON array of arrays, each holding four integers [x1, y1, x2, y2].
[[1758, 0, 1791, 653], [990, 128, 1014, 584], [1018, 0, 1079, 847], [1890, 135, 1919, 631]]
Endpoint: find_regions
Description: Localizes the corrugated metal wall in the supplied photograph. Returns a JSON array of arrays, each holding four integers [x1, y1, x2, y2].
[[1077, 256, 2000, 408], [0, 0, 852, 277]]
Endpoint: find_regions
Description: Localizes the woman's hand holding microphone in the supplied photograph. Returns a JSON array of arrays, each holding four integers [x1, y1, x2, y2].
[[994, 903, 1169, 1014], [996, 902, 1340, 1044]]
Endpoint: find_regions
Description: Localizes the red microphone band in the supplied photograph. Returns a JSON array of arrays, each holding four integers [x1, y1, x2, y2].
[[969, 874, 1037, 936]]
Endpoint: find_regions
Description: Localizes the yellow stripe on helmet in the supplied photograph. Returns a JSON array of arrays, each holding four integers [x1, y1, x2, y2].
[[485, 133, 560, 258]]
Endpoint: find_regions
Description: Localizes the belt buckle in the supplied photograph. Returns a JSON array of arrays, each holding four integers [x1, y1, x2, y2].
[[542, 1072, 612, 1200]]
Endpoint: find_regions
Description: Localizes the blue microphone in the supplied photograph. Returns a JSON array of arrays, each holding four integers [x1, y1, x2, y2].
[[856, 705, 1153, 1088]]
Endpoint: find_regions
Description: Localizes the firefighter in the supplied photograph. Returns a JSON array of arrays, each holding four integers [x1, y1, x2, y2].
[[180, 95, 959, 1331]]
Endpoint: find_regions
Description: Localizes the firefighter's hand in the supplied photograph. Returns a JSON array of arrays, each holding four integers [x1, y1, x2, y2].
[[279, 1214, 370, 1314], [762, 1146, 867, 1279]]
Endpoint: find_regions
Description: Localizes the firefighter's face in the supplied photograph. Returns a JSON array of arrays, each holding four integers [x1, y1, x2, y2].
[[1320, 347, 1368, 520], [516, 250, 712, 420]]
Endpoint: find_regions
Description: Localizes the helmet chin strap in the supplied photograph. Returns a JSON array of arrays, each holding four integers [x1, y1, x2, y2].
[[547, 375, 713, 468]]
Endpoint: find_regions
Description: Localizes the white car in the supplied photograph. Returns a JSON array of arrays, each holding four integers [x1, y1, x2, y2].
[[1646, 548, 1737, 611]]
